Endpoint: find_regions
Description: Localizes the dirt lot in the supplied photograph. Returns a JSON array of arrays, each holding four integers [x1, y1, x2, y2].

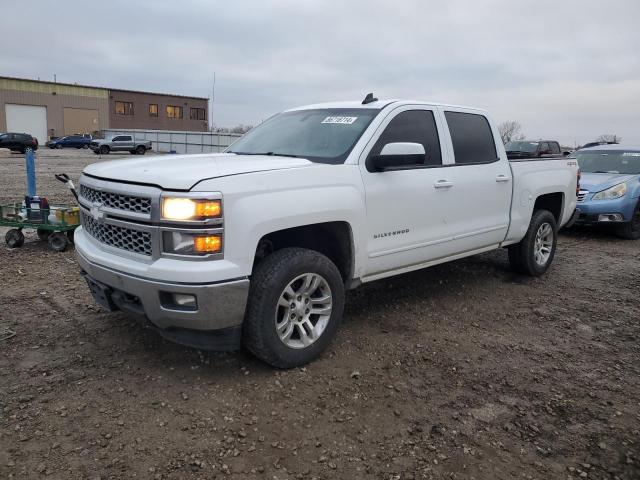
[[0, 148, 639, 479]]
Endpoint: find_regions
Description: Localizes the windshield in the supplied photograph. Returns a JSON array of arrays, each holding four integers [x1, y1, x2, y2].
[[570, 150, 640, 174], [505, 141, 539, 153], [227, 108, 380, 164]]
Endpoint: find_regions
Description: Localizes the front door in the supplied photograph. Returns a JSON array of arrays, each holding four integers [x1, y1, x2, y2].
[[360, 106, 461, 277]]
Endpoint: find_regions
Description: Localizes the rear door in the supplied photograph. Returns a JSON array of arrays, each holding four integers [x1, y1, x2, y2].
[[436, 108, 512, 250]]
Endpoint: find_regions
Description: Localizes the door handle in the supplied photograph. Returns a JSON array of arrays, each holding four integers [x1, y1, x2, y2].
[[496, 175, 510, 182], [434, 180, 453, 189]]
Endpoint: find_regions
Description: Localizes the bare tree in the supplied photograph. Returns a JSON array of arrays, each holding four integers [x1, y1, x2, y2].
[[596, 134, 621, 143], [498, 120, 525, 144]]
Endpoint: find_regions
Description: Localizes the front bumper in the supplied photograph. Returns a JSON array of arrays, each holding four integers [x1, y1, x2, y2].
[[76, 249, 250, 350], [574, 197, 637, 225]]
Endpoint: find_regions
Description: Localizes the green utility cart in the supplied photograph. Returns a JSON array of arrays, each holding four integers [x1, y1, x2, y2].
[[1, 203, 80, 252]]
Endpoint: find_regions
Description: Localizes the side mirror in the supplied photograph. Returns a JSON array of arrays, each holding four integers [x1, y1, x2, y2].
[[563, 151, 570, 156], [371, 142, 426, 171]]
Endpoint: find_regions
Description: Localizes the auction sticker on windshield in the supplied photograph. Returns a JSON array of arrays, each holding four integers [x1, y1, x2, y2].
[[322, 116, 358, 124]]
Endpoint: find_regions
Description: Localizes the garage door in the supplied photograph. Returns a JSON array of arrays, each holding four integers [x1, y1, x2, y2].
[[5, 104, 48, 144], [63, 108, 99, 136]]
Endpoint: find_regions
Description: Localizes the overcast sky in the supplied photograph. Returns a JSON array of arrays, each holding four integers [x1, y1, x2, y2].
[[2, 0, 639, 146]]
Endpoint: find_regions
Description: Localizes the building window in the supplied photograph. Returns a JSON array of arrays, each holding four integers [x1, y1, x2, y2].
[[149, 104, 158, 117], [115, 101, 134, 115], [166, 105, 183, 119], [190, 107, 206, 120]]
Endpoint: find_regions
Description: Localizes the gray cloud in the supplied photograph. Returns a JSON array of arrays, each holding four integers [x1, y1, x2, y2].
[[2, 0, 639, 145]]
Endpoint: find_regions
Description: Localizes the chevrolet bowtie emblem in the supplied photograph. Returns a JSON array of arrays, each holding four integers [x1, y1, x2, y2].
[[90, 203, 105, 223]]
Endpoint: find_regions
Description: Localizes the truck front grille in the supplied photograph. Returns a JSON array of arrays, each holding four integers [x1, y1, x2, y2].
[[81, 210, 152, 256], [80, 185, 151, 215]]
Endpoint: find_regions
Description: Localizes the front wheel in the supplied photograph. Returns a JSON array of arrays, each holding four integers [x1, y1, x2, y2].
[[99, 145, 109, 155], [615, 202, 640, 240], [243, 248, 345, 368], [508, 210, 558, 276], [5, 229, 24, 248]]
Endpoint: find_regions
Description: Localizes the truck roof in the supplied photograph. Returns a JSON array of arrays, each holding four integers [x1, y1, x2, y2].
[[286, 99, 488, 114]]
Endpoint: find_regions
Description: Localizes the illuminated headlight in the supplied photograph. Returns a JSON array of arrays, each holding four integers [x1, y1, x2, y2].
[[161, 197, 221, 221], [592, 183, 627, 201], [162, 231, 222, 255]]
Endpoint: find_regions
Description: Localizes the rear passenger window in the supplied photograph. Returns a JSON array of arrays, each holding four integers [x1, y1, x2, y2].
[[368, 110, 442, 169], [550, 142, 560, 154], [444, 111, 497, 164]]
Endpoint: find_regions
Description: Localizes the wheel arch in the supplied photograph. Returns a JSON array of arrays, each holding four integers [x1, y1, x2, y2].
[[533, 192, 564, 223], [253, 221, 355, 285]]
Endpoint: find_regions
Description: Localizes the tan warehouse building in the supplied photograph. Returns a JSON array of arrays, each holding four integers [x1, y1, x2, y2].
[[0, 76, 209, 144]]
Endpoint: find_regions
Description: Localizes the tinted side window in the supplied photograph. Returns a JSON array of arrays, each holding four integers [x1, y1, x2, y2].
[[550, 142, 561, 154], [444, 111, 497, 164], [112, 136, 125, 141], [368, 110, 442, 169]]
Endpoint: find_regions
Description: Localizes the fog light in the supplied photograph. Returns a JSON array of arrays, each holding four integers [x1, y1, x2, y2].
[[173, 293, 197, 307], [598, 214, 624, 222], [160, 292, 198, 311]]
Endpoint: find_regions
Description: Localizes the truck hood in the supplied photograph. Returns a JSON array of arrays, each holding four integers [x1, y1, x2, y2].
[[579, 172, 638, 192], [83, 153, 316, 190]]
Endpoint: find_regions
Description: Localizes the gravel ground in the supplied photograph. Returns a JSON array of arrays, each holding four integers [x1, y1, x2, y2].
[[0, 148, 639, 479]]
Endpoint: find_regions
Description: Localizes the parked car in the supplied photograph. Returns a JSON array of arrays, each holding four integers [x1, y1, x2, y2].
[[75, 97, 579, 367], [0, 132, 38, 153], [89, 135, 151, 155], [505, 140, 569, 159], [571, 145, 640, 239], [46, 135, 92, 149], [579, 141, 618, 150]]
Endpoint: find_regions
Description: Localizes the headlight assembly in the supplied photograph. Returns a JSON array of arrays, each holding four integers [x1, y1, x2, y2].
[[592, 183, 627, 201]]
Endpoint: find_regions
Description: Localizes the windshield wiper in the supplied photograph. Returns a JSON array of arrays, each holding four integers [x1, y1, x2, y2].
[[230, 151, 301, 158]]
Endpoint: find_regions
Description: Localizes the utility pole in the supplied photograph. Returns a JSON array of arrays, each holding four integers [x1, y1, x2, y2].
[[211, 72, 216, 132]]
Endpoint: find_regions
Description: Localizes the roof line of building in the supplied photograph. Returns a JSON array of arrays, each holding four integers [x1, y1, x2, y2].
[[0, 75, 209, 101]]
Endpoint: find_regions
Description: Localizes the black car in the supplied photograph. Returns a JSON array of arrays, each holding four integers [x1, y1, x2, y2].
[[0, 132, 39, 153], [505, 140, 569, 160], [46, 135, 92, 149]]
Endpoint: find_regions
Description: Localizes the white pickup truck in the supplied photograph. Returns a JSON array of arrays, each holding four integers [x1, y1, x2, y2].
[[75, 96, 579, 367]]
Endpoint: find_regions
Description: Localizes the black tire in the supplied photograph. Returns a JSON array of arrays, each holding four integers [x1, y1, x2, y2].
[[243, 248, 345, 368], [48, 232, 68, 252], [37, 228, 51, 241], [508, 209, 558, 276], [66, 229, 75, 244], [615, 202, 640, 240], [99, 145, 109, 155], [5, 229, 24, 248], [135, 145, 146, 155], [82, 144, 88, 149]]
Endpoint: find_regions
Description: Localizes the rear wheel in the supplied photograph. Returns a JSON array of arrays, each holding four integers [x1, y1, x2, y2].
[[99, 145, 109, 155], [37, 228, 51, 241], [5, 229, 25, 248], [48, 232, 69, 252], [615, 202, 640, 239], [135, 145, 146, 155], [243, 248, 345, 368], [508, 210, 557, 276]]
